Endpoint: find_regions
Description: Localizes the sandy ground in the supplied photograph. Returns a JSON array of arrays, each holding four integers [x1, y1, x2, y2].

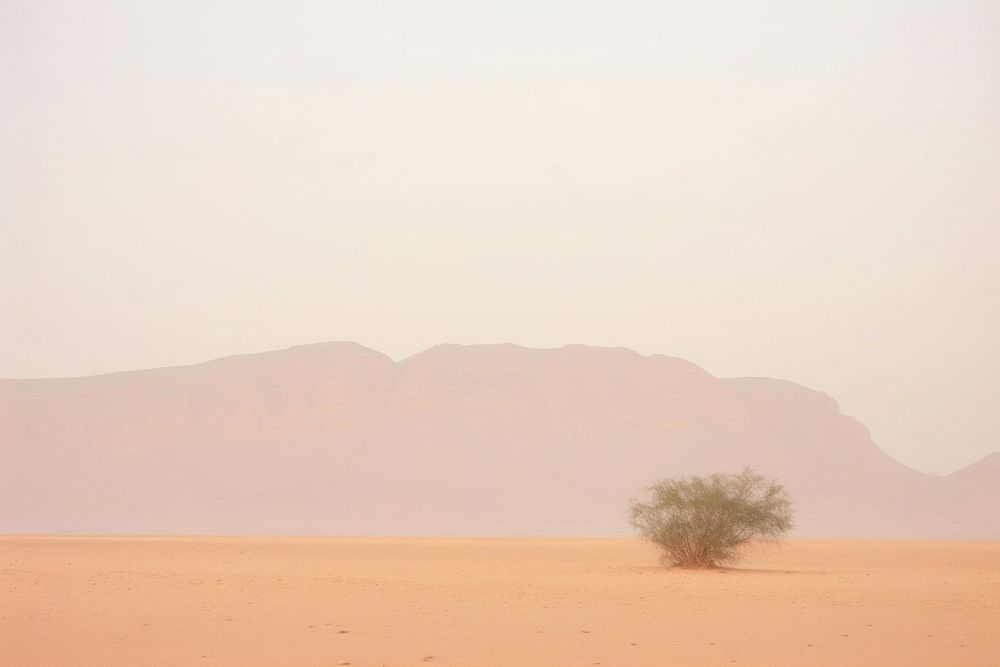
[[2, 537, 998, 666]]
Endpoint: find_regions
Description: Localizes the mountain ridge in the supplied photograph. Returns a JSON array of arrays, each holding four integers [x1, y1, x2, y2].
[[2, 342, 995, 537]]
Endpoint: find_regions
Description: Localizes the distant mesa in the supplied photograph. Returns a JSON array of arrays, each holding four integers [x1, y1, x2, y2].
[[1, 342, 996, 538]]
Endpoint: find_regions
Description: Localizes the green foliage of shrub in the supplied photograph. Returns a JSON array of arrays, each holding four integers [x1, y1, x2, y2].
[[629, 467, 793, 568]]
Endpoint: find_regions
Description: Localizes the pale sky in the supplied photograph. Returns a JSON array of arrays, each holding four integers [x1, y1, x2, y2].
[[2, 1, 998, 474]]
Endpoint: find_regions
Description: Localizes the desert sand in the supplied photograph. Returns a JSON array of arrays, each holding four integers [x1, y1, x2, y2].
[[3, 537, 998, 666]]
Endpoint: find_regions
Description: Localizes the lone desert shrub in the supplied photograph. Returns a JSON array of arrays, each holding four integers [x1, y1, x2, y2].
[[629, 467, 793, 568]]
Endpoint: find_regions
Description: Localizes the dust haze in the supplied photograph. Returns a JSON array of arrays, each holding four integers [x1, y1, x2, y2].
[[2, 1, 998, 473], [3, 3, 1000, 666]]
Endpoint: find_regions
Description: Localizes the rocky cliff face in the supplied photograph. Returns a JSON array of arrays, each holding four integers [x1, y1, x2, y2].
[[2, 342, 996, 537]]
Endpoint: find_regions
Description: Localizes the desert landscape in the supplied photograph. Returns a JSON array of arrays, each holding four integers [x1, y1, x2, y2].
[[2, 343, 999, 664], [5, 2, 999, 665], [3, 536, 998, 666]]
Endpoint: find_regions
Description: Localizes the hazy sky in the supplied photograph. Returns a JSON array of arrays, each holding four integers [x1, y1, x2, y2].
[[2, 1, 998, 474]]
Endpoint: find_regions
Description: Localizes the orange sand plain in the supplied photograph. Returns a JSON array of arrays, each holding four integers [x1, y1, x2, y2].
[[2, 537, 998, 666]]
